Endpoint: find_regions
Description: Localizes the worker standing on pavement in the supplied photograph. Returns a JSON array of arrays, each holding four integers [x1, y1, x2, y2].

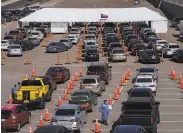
[[11, 84, 18, 102], [99, 100, 110, 125]]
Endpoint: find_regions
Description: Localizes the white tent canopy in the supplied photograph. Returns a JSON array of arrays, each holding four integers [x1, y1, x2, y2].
[[20, 7, 167, 22], [19, 7, 168, 33]]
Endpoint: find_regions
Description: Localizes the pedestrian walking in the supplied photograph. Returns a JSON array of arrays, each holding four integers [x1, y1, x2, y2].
[[11, 84, 18, 102], [99, 100, 110, 125]]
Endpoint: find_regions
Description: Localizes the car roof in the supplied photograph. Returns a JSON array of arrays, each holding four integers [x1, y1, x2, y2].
[[82, 75, 99, 79], [114, 125, 140, 133], [57, 104, 79, 110], [136, 75, 153, 78], [85, 34, 96, 36], [34, 125, 65, 133], [1, 104, 20, 111]]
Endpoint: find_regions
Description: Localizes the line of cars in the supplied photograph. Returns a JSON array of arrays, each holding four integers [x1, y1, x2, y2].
[[1, 62, 113, 132], [119, 22, 183, 63], [112, 67, 160, 133], [1, 6, 41, 24]]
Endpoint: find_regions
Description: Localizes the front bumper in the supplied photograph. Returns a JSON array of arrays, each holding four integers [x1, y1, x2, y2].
[[51, 122, 81, 131], [46, 48, 59, 53], [8, 52, 22, 56], [146, 58, 160, 63]]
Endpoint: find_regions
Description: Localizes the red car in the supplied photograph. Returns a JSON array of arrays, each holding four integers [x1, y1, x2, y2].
[[1, 104, 31, 131], [8, 30, 23, 40]]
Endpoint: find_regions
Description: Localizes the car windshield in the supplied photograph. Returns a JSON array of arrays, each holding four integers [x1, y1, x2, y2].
[[83, 79, 96, 84], [72, 92, 89, 96], [139, 68, 155, 73], [88, 66, 105, 72], [169, 45, 179, 48], [137, 78, 152, 83], [130, 90, 151, 97], [32, 32, 39, 35], [124, 103, 152, 110], [85, 36, 95, 39], [4, 36, 13, 40], [1, 41, 7, 43], [1, 110, 13, 119], [9, 31, 19, 34], [55, 109, 75, 116], [113, 50, 124, 54], [21, 80, 42, 86], [11, 46, 20, 49], [87, 49, 98, 54]]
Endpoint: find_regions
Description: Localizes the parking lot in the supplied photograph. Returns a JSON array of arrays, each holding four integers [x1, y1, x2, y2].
[[1, 0, 183, 133]]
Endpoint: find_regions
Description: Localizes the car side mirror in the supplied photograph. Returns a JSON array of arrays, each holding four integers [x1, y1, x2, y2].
[[155, 69, 158, 71], [132, 78, 136, 83], [156, 102, 160, 105], [109, 66, 112, 68]]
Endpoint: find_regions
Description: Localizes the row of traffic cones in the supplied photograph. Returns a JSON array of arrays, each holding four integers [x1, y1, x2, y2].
[[170, 67, 183, 89]]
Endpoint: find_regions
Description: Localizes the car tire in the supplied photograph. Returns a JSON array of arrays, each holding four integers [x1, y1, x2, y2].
[[16, 122, 21, 132], [98, 90, 102, 96], [46, 90, 52, 102], [157, 112, 160, 124], [39, 98, 45, 109], [54, 85, 57, 90]]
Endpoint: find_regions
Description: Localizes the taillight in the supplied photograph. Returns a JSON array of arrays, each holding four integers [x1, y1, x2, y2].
[[70, 118, 79, 122], [151, 117, 154, 124]]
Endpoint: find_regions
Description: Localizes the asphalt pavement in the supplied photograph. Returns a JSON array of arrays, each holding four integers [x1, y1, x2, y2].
[[1, 0, 183, 133]]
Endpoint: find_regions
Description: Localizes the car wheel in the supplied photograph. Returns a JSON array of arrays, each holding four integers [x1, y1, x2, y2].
[[16, 122, 21, 132], [27, 115, 31, 124], [46, 90, 52, 102], [98, 90, 102, 96], [39, 98, 45, 109]]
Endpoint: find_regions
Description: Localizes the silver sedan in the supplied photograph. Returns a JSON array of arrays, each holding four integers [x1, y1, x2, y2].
[[51, 104, 87, 132]]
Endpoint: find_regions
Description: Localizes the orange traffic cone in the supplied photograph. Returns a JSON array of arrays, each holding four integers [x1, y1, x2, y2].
[[113, 89, 119, 100], [25, 73, 28, 78], [75, 72, 79, 81], [31, 68, 36, 77], [67, 83, 71, 94], [39, 114, 44, 127], [125, 71, 128, 80], [57, 95, 62, 106], [127, 68, 131, 78], [123, 74, 126, 84], [179, 75, 182, 84], [108, 94, 113, 105], [56, 53, 62, 65], [116, 85, 120, 95], [120, 75, 124, 86], [180, 79, 183, 89], [8, 94, 12, 104], [79, 68, 83, 77], [94, 119, 101, 133], [171, 67, 174, 76], [63, 90, 68, 100], [1, 49, 5, 59], [172, 70, 176, 80], [65, 51, 71, 64], [69, 79, 73, 89], [24, 53, 31, 65], [44, 108, 50, 121], [29, 125, 33, 133]]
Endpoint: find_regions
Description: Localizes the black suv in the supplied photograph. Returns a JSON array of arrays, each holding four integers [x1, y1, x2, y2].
[[139, 50, 160, 64], [86, 62, 112, 84], [84, 48, 99, 62]]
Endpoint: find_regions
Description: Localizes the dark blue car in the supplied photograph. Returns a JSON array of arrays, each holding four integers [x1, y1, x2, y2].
[[113, 125, 147, 133]]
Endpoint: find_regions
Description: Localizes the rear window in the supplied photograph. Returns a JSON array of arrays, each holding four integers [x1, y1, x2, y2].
[[1, 41, 7, 43], [83, 79, 96, 84], [60, 40, 68, 43], [137, 78, 152, 83], [88, 66, 105, 72], [32, 32, 39, 35], [72, 92, 89, 96], [1, 110, 13, 119], [158, 41, 168, 44], [10, 46, 20, 49], [169, 45, 179, 48], [85, 36, 95, 40], [55, 109, 75, 116], [48, 43, 58, 46], [130, 90, 151, 97], [47, 67, 62, 73], [67, 36, 74, 38], [86, 42, 95, 45], [139, 68, 155, 73], [113, 50, 124, 54], [124, 103, 152, 110], [21, 80, 42, 86]]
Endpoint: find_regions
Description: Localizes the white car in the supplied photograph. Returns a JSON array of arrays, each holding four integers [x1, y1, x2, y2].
[[84, 34, 96, 40], [154, 40, 168, 52], [1, 40, 12, 50], [66, 34, 79, 44], [31, 31, 44, 41], [7, 44, 23, 56], [163, 43, 180, 57], [133, 75, 157, 94]]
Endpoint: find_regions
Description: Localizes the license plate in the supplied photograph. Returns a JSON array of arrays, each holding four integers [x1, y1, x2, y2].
[[1, 119, 5, 122], [152, 56, 155, 59], [58, 121, 70, 125], [24, 100, 29, 103]]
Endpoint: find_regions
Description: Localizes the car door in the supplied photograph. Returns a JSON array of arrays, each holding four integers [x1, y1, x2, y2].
[[76, 107, 83, 124], [19, 105, 29, 124], [14, 106, 25, 124]]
